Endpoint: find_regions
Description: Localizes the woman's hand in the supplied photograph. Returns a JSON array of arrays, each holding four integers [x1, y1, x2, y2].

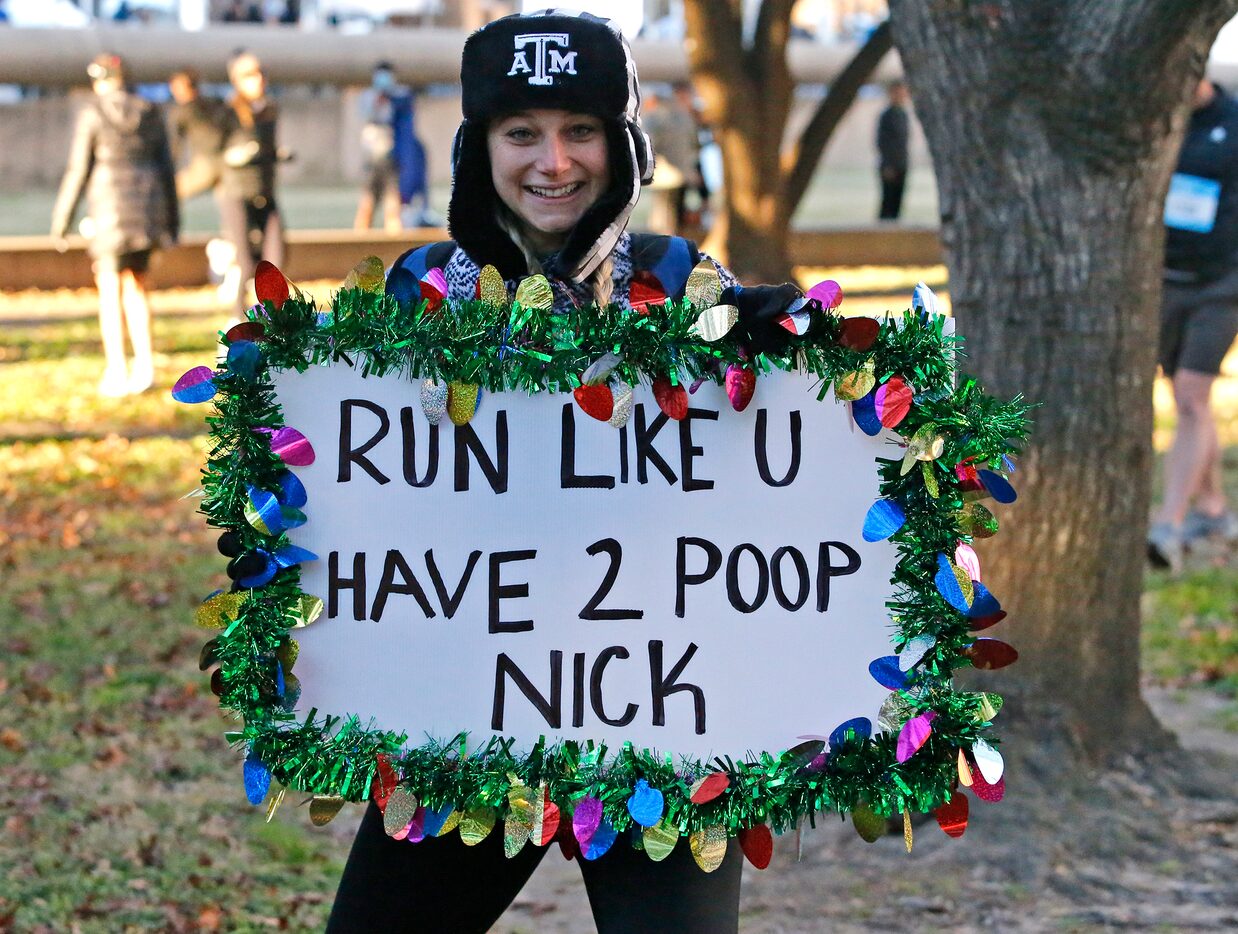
[[724, 282, 804, 355]]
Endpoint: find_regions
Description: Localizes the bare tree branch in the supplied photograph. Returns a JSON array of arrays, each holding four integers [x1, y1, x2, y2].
[[683, 0, 745, 77], [751, 0, 795, 78], [781, 20, 893, 212], [748, 0, 796, 144]]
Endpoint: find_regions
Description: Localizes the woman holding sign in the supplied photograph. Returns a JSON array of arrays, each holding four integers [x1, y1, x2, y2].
[[327, 11, 795, 933]]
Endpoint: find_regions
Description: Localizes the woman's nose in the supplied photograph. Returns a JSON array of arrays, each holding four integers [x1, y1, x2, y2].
[[535, 136, 571, 175]]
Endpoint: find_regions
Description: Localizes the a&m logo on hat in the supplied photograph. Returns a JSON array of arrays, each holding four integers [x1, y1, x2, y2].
[[508, 32, 578, 86]]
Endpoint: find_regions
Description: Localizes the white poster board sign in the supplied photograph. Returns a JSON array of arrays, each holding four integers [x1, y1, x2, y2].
[[277, 366, 898, 761]]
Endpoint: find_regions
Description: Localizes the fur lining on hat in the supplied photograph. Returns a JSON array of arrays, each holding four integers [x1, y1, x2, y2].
[[447, 120, 528, 280]]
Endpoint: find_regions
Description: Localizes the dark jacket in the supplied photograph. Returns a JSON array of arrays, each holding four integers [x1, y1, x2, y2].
[[51, 90, 179, 258], [876, 104, 910, 174], [167, 96, 227, 199], [218, 99, 280, 202], [388, 233, 738, 316], [1165, 84, 1238, 282], [385, 233, 801, 357]]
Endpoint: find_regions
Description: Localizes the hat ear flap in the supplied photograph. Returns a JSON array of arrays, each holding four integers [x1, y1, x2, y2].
[[451, 123, 465, 174], [447, 120, 528, 280], [629, 121, 655, 185]]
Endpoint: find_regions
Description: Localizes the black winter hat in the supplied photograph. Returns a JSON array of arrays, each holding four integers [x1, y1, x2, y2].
[[448, 10, 654, 281]]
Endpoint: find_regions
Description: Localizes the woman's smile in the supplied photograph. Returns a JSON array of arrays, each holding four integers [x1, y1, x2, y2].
[[526, 181, 586, 199]]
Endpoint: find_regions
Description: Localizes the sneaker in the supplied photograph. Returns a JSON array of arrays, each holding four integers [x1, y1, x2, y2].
[[98, 365, 129, 398], [412, 208, 445, 228], [127, 358, 154, 395], [1183, 509, 1238, 544], [1147, 522, 1184, 572]]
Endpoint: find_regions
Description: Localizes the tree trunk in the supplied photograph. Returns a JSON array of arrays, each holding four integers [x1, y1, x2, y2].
[[684, 0, 796, 283], [708, 115, 795, 283], [888, 0, 1238, 760]]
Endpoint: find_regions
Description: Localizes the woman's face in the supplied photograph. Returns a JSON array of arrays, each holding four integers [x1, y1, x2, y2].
[[231, 55, 266, 101], [487, 109, 610, 253]]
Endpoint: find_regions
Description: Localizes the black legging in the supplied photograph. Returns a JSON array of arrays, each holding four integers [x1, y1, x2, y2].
[[878, 169, 907, 221], [326, 803, 743, 933]]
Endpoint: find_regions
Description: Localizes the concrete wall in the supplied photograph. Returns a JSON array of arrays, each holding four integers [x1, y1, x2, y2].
[[0, 226, 945, 291], [0, 88, 467, 189], [0, 87, 930, 191]]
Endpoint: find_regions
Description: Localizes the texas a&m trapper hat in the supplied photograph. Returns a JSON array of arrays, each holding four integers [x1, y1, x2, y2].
[[448, 10, 655, 281]]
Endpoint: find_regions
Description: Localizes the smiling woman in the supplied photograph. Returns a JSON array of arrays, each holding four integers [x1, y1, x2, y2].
[[176, 9, 1030, 929], [355, 9, 757, 933]]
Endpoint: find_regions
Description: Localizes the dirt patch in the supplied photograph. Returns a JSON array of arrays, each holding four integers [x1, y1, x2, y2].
[[493, 707, 1238, 933]]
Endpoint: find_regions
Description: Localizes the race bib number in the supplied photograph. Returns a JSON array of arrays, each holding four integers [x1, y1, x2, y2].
[[1165, 173, 1221, 233]]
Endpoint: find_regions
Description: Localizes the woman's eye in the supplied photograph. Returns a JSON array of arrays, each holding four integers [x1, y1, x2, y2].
[[569, 124, 597, 139], [506, 127, 535, 142]]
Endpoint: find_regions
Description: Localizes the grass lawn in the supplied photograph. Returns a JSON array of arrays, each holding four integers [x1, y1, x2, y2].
[[0, 304, 350, 930], [0, 273, 1232, 930]]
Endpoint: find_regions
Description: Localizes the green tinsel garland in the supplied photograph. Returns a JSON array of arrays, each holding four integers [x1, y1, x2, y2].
[[191, 280, 1030, 851]]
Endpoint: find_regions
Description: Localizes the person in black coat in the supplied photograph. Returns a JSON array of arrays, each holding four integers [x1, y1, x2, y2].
[[876, 81, 910, 221], [217, 50, 288, 313], [51, 53, 179, 396], [167, 68, 227, 200]]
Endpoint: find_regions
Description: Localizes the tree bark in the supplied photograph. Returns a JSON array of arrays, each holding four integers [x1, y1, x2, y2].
[[888, 0, 1238, 760]]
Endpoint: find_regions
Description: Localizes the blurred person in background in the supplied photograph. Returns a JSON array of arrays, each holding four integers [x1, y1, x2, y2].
[[278, 0, 300, 24], [261, 0, 298, 23], [395, 82, 439, 228], [169, 68, 237, 304], [673, 81, 712, 229], [354, 61, 438, 231], [51, 53, 179, 397], [167, 68, 226, 200], [876, 80, 910, 221], [642, 86, 700, 236], [1148, 76, 1238, 570], [355, 62, 412, 232], [218, 50, 289, 313]]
